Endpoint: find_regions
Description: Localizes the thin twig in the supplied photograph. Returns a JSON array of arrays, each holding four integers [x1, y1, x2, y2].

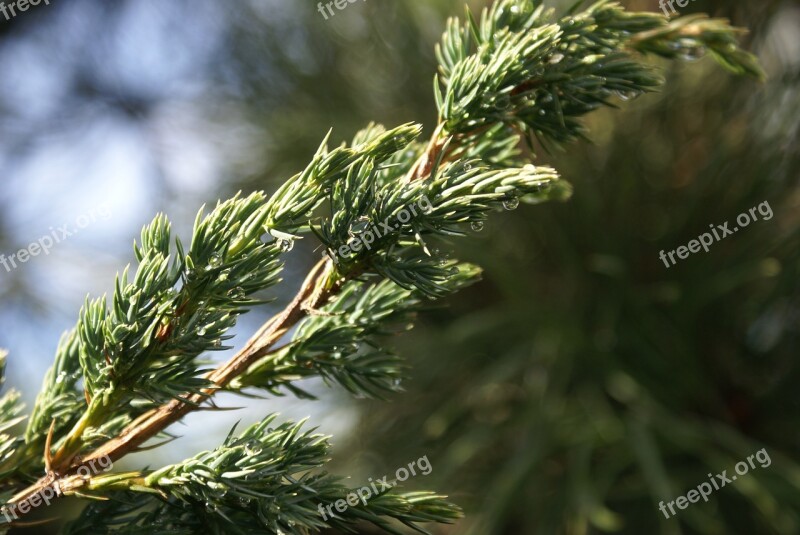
[[6, 122, 449, 523], [4, 258, 336, 522], [43, 420, 55, 473]]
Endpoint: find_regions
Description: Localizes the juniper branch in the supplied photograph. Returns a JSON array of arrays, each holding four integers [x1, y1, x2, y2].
[[0, 0, 762, 532]]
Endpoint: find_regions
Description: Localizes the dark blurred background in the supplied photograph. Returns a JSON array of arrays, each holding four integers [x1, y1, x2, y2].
[[1, 0, 799, 533]]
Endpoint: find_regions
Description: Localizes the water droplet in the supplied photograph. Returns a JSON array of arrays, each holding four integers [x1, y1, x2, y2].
[[614, 90, 641, 101], [227, 287, 245, 300], [679, 46, 705, 61], [185, 269, 196, 279], [548, 53, 564, 64], [671, 38, 705, 61], [278, 239, 294, 252], [212, 339, 222, 348], [494, 95, 511, 110], [503, 196, 519, 210], [392, 378, 402, 387], [245, 440, 262, 455], [540, 93, 554, 104], [349, 216, 371, 236], [448, 267, 459, 276], [217, 269, 230, 282], [198, 327, 207, 336], [470, 221, 485, 232], [238, 497, 252, 507], [55, 371, 67, 384], [538, 109, 546, 116], [205, 502, 217, 513], [208, 253, 223, 269]]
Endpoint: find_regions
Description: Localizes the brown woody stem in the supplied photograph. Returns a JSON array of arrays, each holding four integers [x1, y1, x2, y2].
[[4, 258, 337, 524], [5, 121, 452, 525]]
